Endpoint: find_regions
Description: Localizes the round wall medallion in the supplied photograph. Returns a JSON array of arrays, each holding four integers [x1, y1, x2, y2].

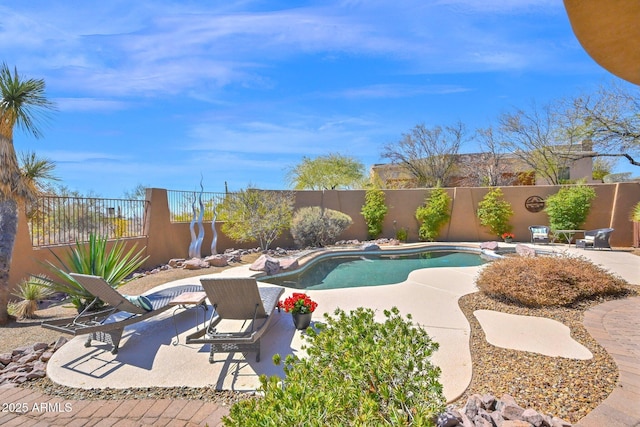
[[525, 196, 545, 213]]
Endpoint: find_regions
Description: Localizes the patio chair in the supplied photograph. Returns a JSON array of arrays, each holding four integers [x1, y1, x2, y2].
[[41, 273, 203, 354], [576, 228, 614, 250], [528, 225, 550, 244], [186, 277, 284, 363]]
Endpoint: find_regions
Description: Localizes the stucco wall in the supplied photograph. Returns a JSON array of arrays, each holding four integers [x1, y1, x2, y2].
[[8, 183, 639, 295]]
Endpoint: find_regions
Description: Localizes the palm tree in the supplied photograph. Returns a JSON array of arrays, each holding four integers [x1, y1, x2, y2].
[[0, 64, 55, 324]]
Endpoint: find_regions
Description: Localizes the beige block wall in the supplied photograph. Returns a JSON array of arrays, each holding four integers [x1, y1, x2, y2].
[[8, 183, 639, 295]]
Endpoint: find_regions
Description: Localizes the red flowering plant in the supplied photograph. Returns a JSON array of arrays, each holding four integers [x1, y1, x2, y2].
[[501, 232, 514, 240], [279, 293, 318, 314]]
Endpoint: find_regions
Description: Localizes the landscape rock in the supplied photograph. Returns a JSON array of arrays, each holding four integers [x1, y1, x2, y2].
[[168, 258, 185, 268], [515, 244, 536, 257], [205, 254, 229, 267], [436, 394, 573, 427], [0, 339, 68, 386], [182, 258, 210, 270], [480, 241, 499, 250]]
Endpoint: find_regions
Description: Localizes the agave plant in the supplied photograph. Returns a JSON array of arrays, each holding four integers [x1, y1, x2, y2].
[[11, 276, 52, 319], [37, 233, 148, 311]]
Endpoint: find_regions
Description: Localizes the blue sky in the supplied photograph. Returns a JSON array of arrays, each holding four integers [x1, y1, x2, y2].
[[2, 0, 634, 197]]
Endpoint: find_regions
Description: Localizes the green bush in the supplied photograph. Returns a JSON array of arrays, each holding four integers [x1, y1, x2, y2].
[[415, 188, 451, 241], [476, 188, 514, 237], [476, 254, 628, 307], [544, 184, 596, 231], [395, 227, 408, 242], [37, 233, 148, 311], [361, 188, 388, 239], [224, 307, 445, 426], [290, 206, 353, 247]]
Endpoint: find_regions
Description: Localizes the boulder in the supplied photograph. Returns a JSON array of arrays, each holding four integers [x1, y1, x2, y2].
[[279, 258, 299, 271], [515, 244, 536, 258], [182, 258, 210, 270], [168, 258, 185, 268], [480, 241, 499, 250], [205, 254, 228, 267]]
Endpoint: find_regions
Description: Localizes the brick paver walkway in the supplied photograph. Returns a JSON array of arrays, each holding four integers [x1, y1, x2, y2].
[[577, 296, 640, 427], [0, 384, 230, 426]]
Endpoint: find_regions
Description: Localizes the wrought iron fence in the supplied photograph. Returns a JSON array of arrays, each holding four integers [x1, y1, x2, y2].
[[28, 196, 148, 247], [167, 190, 228, 222]]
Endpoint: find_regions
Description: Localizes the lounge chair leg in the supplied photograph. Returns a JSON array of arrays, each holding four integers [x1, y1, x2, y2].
[[209, 346, 215, 364]]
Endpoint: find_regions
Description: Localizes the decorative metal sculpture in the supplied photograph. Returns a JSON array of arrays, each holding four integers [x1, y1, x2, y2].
[[210, 197, 218, 255], [188, 179, 206, 259], [188, 192, 198, 259]]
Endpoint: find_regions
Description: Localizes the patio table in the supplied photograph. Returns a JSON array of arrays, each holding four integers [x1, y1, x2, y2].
[[552, 230, 585, 245], [168, 291, 208, 345]]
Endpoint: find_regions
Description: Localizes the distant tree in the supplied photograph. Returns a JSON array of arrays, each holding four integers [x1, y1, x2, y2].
[[287, 153, 365, 190], [458, 126, 511, 187], [217, 188, 294, 251], [382, 122, 466, 188], [123, 184, 148, 200], [570, 82, 640, 167], [592, 157, 616, 182], [0, 64, 55, 324], [498, 101, 584, 185]]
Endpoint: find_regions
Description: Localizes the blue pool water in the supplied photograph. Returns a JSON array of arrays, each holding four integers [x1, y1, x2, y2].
[[262, 251, 487, 290]]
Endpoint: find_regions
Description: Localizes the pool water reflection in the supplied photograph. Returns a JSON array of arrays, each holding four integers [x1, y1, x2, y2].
[[262, 251, 487, 290]]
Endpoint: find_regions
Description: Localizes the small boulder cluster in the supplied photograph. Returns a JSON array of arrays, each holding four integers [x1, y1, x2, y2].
[[249, 254, 300, 276], [437, 394, 572, 427], [0, 337, 67, 385]]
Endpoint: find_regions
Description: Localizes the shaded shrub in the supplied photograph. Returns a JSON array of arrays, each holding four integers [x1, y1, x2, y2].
[[476, 254, 628, 307], [291, 206, 352, 247], [415, 188, 451, 241], [224, 307, 445, 426]]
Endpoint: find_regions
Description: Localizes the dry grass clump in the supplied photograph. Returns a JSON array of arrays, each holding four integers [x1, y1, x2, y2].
[[476, 254, 628, 307]]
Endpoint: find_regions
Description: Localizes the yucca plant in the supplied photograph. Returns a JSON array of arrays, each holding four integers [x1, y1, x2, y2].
[[37, 233, 148, 311], [11, 277, 52, 319]]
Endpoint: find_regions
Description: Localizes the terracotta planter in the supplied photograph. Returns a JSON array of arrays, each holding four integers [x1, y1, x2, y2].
[[292, 312, 312, 330]]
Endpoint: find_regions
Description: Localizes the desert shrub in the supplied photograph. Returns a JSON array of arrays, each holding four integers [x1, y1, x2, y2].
[[37, 233, 148, 311], [415, 188, 451, 241], [544, 184, 596, 231], [224, 307, 445, 426], [218, 188, 295, 250], [11, 277, 52, 319], [361, 188, 388, 239], [476, 254, 628, 307], [476, 188, 514, 237], [291, 207, 352, 247]]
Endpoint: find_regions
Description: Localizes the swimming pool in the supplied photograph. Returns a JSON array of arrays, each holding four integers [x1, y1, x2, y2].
[[262, 248, 489, 290]]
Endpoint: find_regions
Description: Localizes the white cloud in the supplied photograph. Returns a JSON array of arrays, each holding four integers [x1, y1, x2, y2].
[[55, 98, 130, 112]]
